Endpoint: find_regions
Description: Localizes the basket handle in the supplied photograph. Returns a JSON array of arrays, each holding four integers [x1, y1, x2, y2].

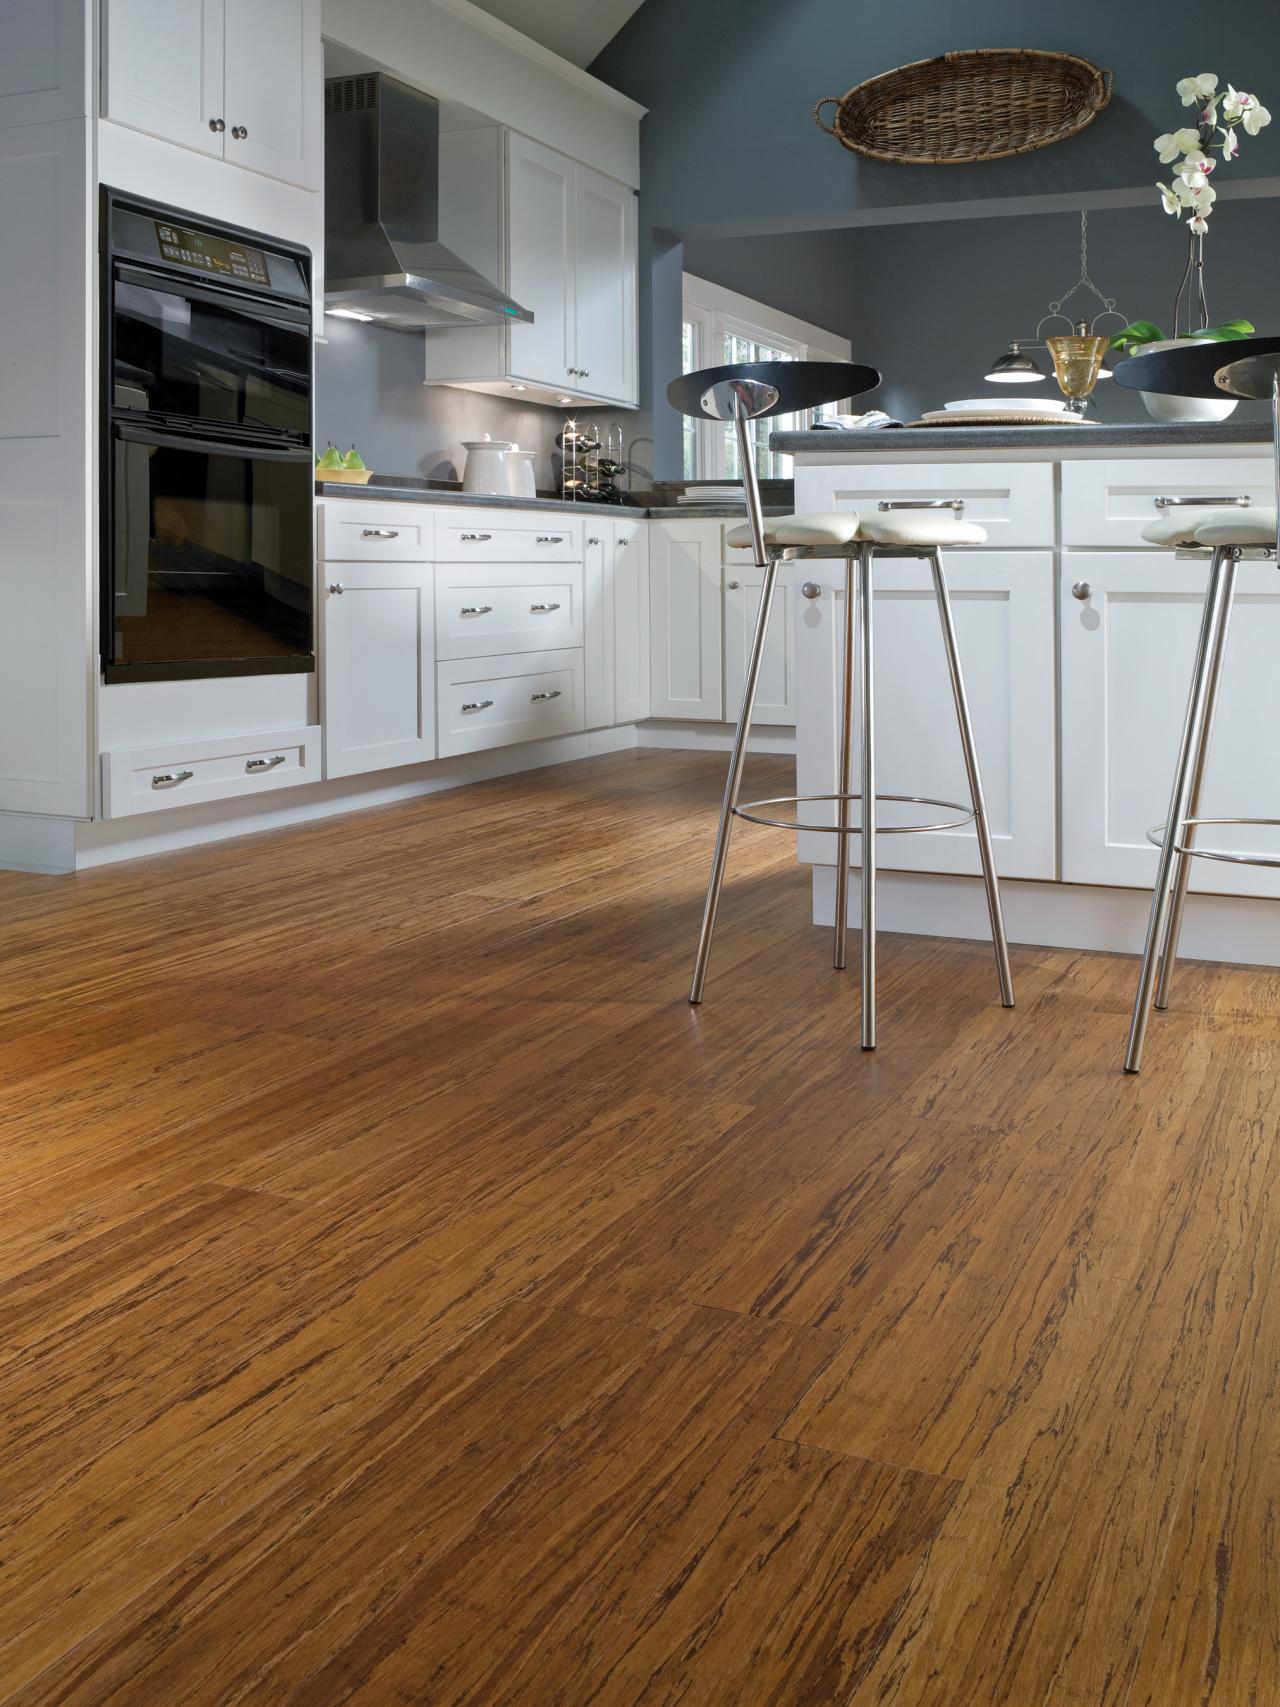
[[813, 97, 842, 135], [1098, 67, 1115, 108]]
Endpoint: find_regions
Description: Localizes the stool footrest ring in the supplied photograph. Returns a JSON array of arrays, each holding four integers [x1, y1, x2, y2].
[[733, 792, 977, 835], [1147, 815, 1280, 870]]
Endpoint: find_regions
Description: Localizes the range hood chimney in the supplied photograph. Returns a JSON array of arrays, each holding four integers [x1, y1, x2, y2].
[[324, 72, 533, 331]]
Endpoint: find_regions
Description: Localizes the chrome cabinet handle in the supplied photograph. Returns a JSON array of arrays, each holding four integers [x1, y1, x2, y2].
[[231, 125, 248, 140], [246, 755, 287, 773], [726, 579, 740, 591], [460, 532, 492, 542], [208, 117, 225, 133], [617, 537, 629, 546], [529, 601, 561, 613], [878, 498, 964, 513], [328, 582, 345, 595], [362, 527, 399, 538], [460, 604, 493, 616], [152, 770, 193, 788], [535, 535, 564, 544], [462, 699, 494, 713], [1153, 494, 1251, 508], [1072, 582, 1092, 601], [531, 689, 562, 702], [801, 581, 821, 600]]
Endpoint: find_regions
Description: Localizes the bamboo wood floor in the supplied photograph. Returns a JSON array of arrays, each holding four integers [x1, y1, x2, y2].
[[0, 747, 1276, 1706]]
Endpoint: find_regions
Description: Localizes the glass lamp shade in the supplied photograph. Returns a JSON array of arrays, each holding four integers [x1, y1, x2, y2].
[[1045, 333, 1110, 402], [985, 342, 1047, 384]]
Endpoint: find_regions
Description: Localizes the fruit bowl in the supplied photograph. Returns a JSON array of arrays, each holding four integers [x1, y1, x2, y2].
[[317, 466, 373, 484]]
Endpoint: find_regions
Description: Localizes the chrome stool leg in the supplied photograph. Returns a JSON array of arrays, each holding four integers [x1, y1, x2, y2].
[[833, 553, 858, 972], [688, 554, 781, 1004], [858, 545, 877, 1049], [929, 550, 1015, 1008], [1125, 547, 1236, 1072], [1154, 552, 1239, 1010]]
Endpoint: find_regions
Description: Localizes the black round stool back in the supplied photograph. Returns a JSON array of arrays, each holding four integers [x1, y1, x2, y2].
[[1111, 335, 1280, 399], [667, 359, 880, 421]]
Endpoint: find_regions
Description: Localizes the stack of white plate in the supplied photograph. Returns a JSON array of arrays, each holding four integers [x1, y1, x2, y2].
[[913, 397, 1094, 428], [677, 484, 743, 505]]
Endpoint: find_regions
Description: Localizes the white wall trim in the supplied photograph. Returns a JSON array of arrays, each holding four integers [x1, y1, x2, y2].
[[426, 0, 647, 117], [682, 273, 851, 362]]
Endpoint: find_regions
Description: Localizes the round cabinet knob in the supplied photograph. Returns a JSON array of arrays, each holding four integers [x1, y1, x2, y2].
[[726, 580, 740, 591], [587, 536, 601, 545], [231, 125, 248, 140], [328, 582, 345, 595], [1071, 581, 1092, 601], [801, 581, 822, 600], [208, 117, 225, 132]]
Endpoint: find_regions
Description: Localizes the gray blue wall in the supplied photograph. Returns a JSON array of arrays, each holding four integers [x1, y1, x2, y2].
[[592, 0, 1280, 471]]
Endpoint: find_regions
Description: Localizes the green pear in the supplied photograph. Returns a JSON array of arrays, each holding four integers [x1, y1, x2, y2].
[[316, 444, 343, 472], [341, 446, 367, 471]]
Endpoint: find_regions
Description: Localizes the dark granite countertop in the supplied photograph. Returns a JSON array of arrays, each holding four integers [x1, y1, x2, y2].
[[772, 420, 1272, 454], [316, 475, 791, 520]]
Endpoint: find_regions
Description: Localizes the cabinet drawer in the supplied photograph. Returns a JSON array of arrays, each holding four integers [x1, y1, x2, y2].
[[437, 649, 584, 756], [1061, 456, 1273, 547], [102, 726, 321, 818], [436, 562, 584, 659], [435, 508, 582, 562], [793, 460, 1055, 546], [320, 502, 435, 562]]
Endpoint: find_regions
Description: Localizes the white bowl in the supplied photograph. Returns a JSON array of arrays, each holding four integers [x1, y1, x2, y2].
[[1134, 338, 1239, 423]]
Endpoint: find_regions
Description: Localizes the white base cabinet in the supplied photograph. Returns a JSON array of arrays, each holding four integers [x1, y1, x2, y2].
[[321, 565, 436, 779], [649, 521, 725, 721], [724, 561, 798, 727], [612, 523, 650, 724]]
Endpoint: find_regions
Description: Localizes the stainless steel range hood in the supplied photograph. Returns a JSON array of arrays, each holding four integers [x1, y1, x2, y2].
[[324, 72, 533, 331]]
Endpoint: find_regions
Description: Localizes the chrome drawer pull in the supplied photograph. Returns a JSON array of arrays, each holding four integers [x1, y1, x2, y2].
[[1153, 494, 1252, 508], [536, 534, 564, 543], [531, 689, 562, 702], [246, 754, 287, 773], [462, 699, 494, 713], [878, 498, 965, 513], [151, 770, 193, 788], [460, 604, 493, 616], [460, 532, 492, 542], [529, 601, 561, 613], [361, 527, 399, 538]]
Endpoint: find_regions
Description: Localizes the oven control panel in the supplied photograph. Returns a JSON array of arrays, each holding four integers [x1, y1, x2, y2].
[[154, 221, 270, 285]]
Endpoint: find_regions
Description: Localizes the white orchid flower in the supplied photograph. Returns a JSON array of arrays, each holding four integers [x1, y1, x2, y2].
[[1243, 100, 1271, 135], [1219, 125, 1240, 158], [1155, 126, 1203, 162], [1157, 181, 1183, 216], [1177, 72, 1218, 106], [1189, 214, 1209, 234]]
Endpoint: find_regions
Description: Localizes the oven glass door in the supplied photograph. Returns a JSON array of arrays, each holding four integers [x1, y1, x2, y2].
[[109, 424, 314, 677], [112, 265, 310, 436]]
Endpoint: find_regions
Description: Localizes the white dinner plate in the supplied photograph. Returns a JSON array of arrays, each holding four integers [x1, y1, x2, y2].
[[942, 397, 1068, 414]]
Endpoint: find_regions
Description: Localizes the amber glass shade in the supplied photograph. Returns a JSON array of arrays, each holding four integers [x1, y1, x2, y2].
[[1046, 333, 1110, 401]]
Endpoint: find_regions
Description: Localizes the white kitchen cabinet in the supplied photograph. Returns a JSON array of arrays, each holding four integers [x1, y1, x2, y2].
[[612, 522, 650, 724], [724, 562, 797, 727], [1061, 457, 1274, 548], [793, 460, 1056, 548], [101, 0, 320, 191], [320, 566, 435, 779], [426, 127, 638, 408], [795, 551, 1057, 881], [437, 649, 584, 757], [1061, 552, 1280, 898], [583, 528, 611, 729], [649, 521, 724, 721]]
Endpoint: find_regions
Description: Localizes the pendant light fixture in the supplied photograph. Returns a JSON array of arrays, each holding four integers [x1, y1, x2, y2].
[[984, 211, 1126, 385]]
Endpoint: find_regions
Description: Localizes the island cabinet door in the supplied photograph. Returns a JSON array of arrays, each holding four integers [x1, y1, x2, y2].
[[321, 566, 436, 779], [794, 552, 1056, 880], [649, 522, 723, 721], [1061, 553, 1280, 898]]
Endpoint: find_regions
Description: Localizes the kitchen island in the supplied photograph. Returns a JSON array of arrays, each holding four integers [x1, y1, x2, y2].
[[768, 419, 1280, 968]]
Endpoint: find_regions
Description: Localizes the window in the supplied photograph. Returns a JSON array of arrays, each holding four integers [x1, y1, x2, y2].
[[680, 275, 851, 481]]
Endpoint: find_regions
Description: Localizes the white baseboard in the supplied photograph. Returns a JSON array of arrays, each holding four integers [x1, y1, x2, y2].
[[812, 864, 1280, 969], [637, 719, 796, 755], [0, 725, 640, 875]]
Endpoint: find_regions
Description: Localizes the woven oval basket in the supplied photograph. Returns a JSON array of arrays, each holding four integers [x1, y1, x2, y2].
[[815, 49, 1112, 165]]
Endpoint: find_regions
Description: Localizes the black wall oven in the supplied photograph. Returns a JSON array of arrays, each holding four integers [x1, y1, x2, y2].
[[102, 189, 315, 682]]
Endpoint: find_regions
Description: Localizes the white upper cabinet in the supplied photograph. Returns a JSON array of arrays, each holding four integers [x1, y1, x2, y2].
[[426, 127, 638, 409], [506, 134, 576, 391], [102, 0, 320, 191]]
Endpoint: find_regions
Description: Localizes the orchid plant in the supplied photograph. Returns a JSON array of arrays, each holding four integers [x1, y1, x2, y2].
[[1154, 73, 1270, 234]]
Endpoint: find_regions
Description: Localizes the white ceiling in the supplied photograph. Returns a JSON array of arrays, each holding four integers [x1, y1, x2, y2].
[[464, 0, 647, 68]]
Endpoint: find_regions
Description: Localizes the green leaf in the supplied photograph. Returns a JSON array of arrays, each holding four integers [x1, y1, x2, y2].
[[1189, 319, 1256, 341], [1109, 320, 1165, 350]]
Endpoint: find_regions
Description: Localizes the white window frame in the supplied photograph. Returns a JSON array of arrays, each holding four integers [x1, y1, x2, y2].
[[681, 274, 853, 480]]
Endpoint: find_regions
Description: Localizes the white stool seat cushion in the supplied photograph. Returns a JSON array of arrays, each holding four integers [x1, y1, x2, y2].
[[1194, 506, 1278, 547], [1141, 508, 1252, 547], [724, 510, 860, 549], [857, 512, 987, 547]]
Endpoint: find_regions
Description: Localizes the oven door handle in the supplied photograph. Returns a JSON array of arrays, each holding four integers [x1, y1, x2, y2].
[[114, 263, 311, 330], [113, 422, 312, 462]]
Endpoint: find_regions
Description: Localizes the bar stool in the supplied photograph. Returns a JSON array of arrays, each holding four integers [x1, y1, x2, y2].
[[1113, 340, 1280, 1071], [667, 360, 1015, 1049]]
